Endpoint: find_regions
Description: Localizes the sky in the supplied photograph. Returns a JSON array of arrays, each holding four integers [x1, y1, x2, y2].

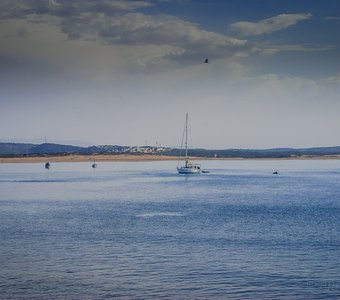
[[1, 0, 340, 149]]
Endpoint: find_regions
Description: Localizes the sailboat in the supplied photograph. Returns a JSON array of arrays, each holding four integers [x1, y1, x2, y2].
[[177, 113, 201, 174]]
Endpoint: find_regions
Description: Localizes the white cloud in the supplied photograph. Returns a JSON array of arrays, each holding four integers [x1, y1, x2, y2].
[[252, 43, 332, 56], [0, 0, 247, 65], [325, 16, 340, 20], [60, 12, 246, 53], [231, 13, 312, 36]]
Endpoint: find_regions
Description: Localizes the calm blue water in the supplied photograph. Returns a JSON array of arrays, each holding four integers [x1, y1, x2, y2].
[[1, 160, 340, 299]]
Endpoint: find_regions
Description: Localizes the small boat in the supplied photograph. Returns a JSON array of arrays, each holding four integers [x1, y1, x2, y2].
[[92, 163, 97, 168], [177, 113, 201, 174], [44, 136, 51, 169], [201, 170, 210, 174], [273, 170, 279, 175]]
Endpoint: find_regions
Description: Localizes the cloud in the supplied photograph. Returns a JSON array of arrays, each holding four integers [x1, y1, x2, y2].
[[0, 0, 152, 18], [325, 16, 340, 24], [0, 1, 329, 72], [60, 12, 246, 51], [0, 0, 153, 23], [231, 13, 312, 36], [53, 4, 247, 63], [252, 43, 332, 56], [16, 27, 28, 38], [325, 16, 340, 20], [320, 73, 340, 87], [0, 0, 247, 65]]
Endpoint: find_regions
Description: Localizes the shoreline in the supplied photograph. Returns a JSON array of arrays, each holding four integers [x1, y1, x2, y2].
[[2, 154, 340, 163]]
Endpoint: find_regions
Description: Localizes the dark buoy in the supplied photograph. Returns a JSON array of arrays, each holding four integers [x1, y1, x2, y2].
[[205, 58, 209, 63]]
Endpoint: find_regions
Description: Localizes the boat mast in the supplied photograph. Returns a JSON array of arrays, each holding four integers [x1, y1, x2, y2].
[[185, 113, 188, 167]]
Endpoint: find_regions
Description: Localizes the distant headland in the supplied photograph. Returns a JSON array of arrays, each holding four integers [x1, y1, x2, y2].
[[1, 142, 340, 163]]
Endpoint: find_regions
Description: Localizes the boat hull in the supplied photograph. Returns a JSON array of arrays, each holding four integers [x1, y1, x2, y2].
[[177, 166, 201, 174]]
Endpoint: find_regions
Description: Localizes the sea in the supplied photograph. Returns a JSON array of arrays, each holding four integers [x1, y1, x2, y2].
[[0, 160, 340, 299]]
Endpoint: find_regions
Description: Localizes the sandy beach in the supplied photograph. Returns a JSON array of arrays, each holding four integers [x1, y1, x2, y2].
[[0, 154, 180, 163], [1, 154, 340, 163]]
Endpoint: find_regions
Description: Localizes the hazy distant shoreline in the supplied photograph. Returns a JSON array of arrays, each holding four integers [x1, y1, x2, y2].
[[2, 154, 340, 163], [0, 154, 177, 163]]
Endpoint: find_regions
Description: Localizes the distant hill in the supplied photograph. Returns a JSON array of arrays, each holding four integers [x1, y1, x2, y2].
[[0, 143, 83, 156], [1, 142, 340, 158], [30, 143, 84, 155], [0, 143, 170, 156], [177, 146, 340, 158], [0, 143, 35, 155]]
